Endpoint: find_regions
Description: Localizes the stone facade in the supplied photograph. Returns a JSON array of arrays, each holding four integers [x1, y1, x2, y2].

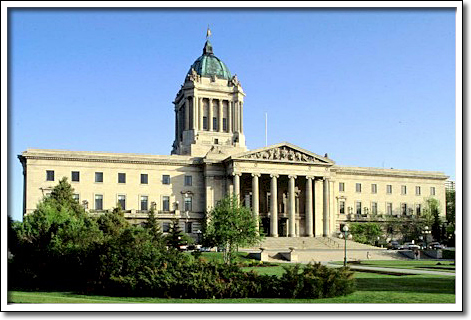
[[18, 38, 448, 240]]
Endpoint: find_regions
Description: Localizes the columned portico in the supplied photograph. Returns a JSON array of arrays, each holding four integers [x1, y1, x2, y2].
[[270, 174, 279, 237]]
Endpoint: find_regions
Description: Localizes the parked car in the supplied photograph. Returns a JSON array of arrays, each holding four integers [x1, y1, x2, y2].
[[430, 242, 446, 249], [388, 241, 401, 250], [401, 242, 420, 250]]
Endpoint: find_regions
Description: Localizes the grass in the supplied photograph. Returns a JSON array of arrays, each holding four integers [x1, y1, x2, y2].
[[330, 260, 455, 273], [8, 270, 455, 304]]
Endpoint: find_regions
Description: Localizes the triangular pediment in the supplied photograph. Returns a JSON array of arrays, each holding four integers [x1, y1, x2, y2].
[[230, 142, 334, 165]]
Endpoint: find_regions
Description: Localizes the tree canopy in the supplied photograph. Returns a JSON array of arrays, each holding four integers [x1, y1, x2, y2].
[[203, 195, 262, 264]]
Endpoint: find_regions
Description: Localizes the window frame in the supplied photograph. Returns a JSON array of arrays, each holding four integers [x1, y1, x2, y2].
[[46, 170, 55, 181], [371, 184, 377, 194], [95, 194, 103, 211], [184, 175, 193, 186], [184, 196, 192, 212], [71, 171, 80, 182], [162, 175, 171, 185], [162, 196, 170, 212], [140, 173, 149, 185], [118, 173, 126, 184], [356, 183, 362, 193], [95, 172, 103, 183], [117, 194, 126, 210], [339, 182, 345, 192], [386, 185, 392, 194], [140, 195, 148, 211]]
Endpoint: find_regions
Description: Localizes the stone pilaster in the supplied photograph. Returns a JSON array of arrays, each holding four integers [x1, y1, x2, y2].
[[228, 101, 232, 133], [185, 98, 190, 131]]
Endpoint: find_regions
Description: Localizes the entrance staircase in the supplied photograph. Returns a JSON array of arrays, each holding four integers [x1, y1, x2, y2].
[[242, 237, 404, 262]]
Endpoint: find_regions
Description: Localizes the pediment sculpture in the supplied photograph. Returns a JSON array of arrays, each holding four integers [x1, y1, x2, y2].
[[242, 146, 322, 163]]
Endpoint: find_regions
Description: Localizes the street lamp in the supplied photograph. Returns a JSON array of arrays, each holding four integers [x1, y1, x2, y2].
[[422, 226, 431, 249], [342, 225, 349, 267]]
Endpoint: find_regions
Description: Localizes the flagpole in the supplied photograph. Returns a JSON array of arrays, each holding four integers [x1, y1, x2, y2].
[[265, 112, 268, 147]]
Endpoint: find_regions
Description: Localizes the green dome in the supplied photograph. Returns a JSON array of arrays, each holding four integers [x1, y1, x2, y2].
[[188, 40, 232, 80]]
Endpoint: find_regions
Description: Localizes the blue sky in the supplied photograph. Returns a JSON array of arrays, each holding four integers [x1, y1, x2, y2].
[[8, 8, 456, 221]]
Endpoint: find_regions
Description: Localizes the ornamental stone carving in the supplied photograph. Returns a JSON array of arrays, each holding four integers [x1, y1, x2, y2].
[[242, 146, 320, 163]]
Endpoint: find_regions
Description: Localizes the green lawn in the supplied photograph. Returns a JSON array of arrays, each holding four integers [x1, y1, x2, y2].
[[330, 260, 455, 273], [9, 271, 455, 304]]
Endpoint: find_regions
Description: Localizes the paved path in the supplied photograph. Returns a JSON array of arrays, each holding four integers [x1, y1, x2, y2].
[[322, 262, 455, 276]]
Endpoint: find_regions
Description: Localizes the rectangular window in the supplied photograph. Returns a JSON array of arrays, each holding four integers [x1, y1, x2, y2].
[[118, 173, 126, 184], [95, 194, 103, 211], [162, 196, 170, 212], [386, 185, 392, 194], [72, 194, 80, 202], [162, 222, 170, 233], [371, 184, 377, 194], [46, 170, 55, 181], [141, 173, 148, 184], [371, 202, 378, 215], [356, 183, 362, 193], [162, 175, 170, 185], [339, 200, 345, 214], [401, 185, 407, 195], [118, 195, 126, 210], [430, 187, 436, 196], [184, 175, 193, 186], [140, 196, 148, 211], [184, 196, 192, 212], [71, 171, 80, 182], [416, 204, 422, 215], [185, 222, 192, 234], [356, 201, 362, 215], [339, 182, 345, 192], [214, 138, 219, 145], [203, 116, 208, 130], [222, 118, 227, 131], [386, 203, 393, 215], [401, 203, 407, 215], [213, 117, 217, 131], [95, 172, 103, 183], [416, 186, 421, 195]]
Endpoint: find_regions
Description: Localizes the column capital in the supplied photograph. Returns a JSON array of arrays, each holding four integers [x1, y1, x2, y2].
[[323, 176, 330, 181], [306, 176, 315, 180], [288, 175, 297, 180], [270, 174, 279, 179], [251, 173, 261, 178], [232, 172, 242, 177]]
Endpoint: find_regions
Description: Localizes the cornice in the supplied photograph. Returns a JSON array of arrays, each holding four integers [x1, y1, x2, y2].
[[332, 166, 448, 180]]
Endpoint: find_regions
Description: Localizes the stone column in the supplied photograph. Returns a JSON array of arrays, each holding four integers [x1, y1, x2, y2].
[[198, 97, 203, 130], [193, 95, 198, 130], [270, 174, 279, 237], [288, 175, 296, 237], [305, 176, 314, 237], [233, 101, 238, 132], [219, 100, 223, 133], [184, 98, 190, 131], [175, 109, 179, 142], [228, 101, 232, 133], [233, 173, 241, 202], [209, 98, 213, 131], [252, 173, 260, 230], [323, 177, 330, 237]]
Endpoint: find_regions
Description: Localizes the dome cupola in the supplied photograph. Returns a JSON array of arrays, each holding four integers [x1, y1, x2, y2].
[[187, 40, 232, 80]]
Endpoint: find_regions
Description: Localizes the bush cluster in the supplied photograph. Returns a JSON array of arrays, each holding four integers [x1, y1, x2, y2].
[[9, 178, 355, 299]]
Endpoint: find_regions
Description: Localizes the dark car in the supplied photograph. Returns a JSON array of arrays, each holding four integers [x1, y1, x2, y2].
[[388, 241, 400, 250]]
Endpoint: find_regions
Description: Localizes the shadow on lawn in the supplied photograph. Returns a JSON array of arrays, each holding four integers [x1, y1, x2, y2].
[[355, 276, 455, 295]]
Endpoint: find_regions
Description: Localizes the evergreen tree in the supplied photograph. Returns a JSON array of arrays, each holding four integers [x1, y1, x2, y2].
[[144, 207, 163, 242], [166, 219, 188, 250]]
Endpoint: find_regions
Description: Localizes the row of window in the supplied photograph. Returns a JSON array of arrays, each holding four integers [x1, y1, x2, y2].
[[46, 170, 193, 186], [339, 182, 436, 196], [201, 116, 228, 132], [338, 200, 422, 216], [73, 193, 193, 212]]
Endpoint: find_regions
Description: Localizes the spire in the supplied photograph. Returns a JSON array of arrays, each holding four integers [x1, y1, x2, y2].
[[206, 26, 212, 39], [203, 40, 213, 55]]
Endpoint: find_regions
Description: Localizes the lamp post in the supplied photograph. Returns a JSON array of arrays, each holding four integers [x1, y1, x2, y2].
[[342, 225, 349, 267], [422, 226, 431, 249]]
